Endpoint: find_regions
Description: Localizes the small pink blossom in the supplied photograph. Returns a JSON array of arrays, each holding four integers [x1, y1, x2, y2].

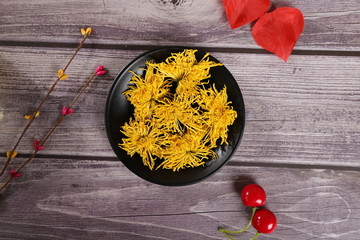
[[95, 66, 106, 76], [62, 107, 73, 116], [96, 65, 104, 72], [9, 170, 21, 178], [34, 139, 44, 151], [96, 70, 106, 76]]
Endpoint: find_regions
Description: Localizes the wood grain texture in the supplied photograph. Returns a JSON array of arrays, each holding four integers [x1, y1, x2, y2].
[[1, 0, 360, 51], [1, 46, 360, 168], [1, 1, 360, 239], [0, 158, 359, 240]]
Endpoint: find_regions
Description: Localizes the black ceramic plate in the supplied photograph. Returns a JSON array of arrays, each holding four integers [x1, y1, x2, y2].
[[105, 47, 245, 186]]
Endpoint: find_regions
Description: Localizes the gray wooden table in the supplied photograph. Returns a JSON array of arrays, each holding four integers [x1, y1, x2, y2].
[[1, 1, 360, 239]]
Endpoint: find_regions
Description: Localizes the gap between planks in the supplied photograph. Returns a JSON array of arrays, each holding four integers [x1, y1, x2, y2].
[[1, 152, 360, 172], [1, 41, 360, 57]]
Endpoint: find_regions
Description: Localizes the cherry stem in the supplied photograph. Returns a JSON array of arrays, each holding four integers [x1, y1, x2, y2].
[[218, 207, 257, 239], [249, 232, 261, 240], [218, 231, 237, 240], [219, 207, 257, 234]]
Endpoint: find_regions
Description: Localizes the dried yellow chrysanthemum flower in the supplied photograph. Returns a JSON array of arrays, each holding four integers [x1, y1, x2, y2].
[[119, 119, 166, 170], [119, 49, 237, 171], [157, 133, 217, 171], [123, 64, 172, 119], [153, 96, 204, 133], [199, 85, 237, 147], [149, 49, 222, 82]]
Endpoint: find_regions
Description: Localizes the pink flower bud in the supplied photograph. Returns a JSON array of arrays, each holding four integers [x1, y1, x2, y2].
[[62, 107, 67, 116], [34, 139, 44, 151], [10, 170, 21, 178], [96, 70, 106, 76], [95, 66, 106, 76], [96, 66, 104, 72], [66, 108, 73, 115], [62, 107, 73, 116]]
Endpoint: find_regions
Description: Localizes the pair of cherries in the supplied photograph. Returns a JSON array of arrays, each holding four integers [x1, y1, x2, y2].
[[219, 184, 277, 240]]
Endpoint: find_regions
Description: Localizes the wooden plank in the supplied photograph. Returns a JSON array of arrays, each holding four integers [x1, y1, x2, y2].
[[1, 47, 360, 167], [0, 158, 359, 239], [1, 0, 360, 51]]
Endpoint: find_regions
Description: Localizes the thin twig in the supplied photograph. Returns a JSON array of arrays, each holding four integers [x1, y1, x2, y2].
[[39, 73, 96, 147], [63, 36, 88, 72], [0, 78, 61, 177], [0, 71, 100, 192], [0, 33, 91, 177], [68, 74, 96, 109]]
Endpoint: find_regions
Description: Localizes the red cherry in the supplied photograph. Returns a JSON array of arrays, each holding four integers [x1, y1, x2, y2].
[[252, 209, 277, 234], [241, 184, 266, 207]]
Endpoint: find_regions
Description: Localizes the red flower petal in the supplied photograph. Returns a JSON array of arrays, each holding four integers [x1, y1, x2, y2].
[[252, 7, 304, 61], [222, 0, 271, 29]]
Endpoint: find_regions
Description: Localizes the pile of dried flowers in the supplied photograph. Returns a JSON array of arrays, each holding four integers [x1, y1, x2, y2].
[[120, 49, 237, 171]]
